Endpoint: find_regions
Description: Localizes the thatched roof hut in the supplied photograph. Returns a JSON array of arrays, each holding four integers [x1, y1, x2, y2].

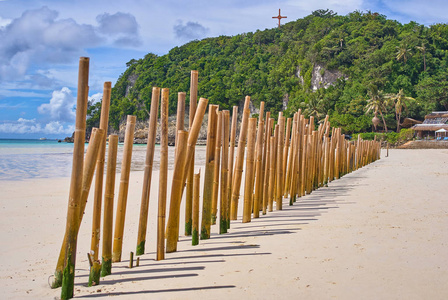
[[412, 112, 448, 138], [401, 118, 422, 128]]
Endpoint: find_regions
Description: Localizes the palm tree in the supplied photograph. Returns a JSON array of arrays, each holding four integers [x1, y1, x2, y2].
[[416, 42, 427, 71], [365, 86, 388, 132], [301, 91, 327, 122], [385, 89, 415, 132], [396, 43, 412, 64]]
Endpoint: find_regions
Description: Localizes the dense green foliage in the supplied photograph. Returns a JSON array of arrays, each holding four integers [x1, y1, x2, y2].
[[88, 10, 448, 134], [353, 128, 415, 145]]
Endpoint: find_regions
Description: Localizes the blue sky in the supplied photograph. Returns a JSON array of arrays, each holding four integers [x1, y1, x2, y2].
[[0, 0, 447, 139]]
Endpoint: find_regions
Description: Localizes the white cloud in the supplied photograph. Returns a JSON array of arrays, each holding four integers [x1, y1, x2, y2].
[[44, 121, 75, 134], [37, 87, 76, 122], [174, 20, 210, 40], [0, 6, 142, 83], [97, 12, 136, 35], [0, 16, 11, 28], [88, 92, 103, 105], [0, 118, 74, 135]]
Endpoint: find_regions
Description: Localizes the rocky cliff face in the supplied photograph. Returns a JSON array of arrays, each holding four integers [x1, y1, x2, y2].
[[297, 63, 347, 91]]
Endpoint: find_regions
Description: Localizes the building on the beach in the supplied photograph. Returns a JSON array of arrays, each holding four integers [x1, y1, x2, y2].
[[412, 111, 448, 139], [400, 117, 422, 128]]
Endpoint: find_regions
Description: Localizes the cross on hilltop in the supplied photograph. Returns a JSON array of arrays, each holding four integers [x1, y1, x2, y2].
[[272, 9, 287, 28]]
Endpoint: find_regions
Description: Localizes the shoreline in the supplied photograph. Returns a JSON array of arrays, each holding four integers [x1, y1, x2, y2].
[[1, 149, 447, 299]]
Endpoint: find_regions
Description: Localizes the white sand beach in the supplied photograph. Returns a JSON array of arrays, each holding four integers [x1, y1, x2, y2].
[[1, 149, 447, 299]]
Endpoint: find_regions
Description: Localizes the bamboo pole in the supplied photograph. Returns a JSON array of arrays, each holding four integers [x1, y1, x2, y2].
[[227, 106, 238, 227], [58, 57, 89, 299], [243, 118, 257, 223], [192, 171, 200, 245], [78, 129, 105, 287], [112, 115, 136, 263], [185, 71, 198, 236], [284, 116, 295, 199], [261, 112, 271, 215], [334, 129, 340, 180], [253, 104, 264, 218], [88, 81, 111, 286], [90, 81, 111, 258], [298, 114, 305, 197], [323, 135, 330, 185], [268, 135, 276, 212], [262, 126, 271, 214], [166, 130, 189, 253], [300, 132, 308, 196], [101, 134, 118, 277], [220, 111, 230, 233], [181, 98, 209, 187], [290, 112, 300, 201], [175, 92, 186, 158], [55, 126, 104, 288], [276, 116, 285, 210], [136, 87, 160, 256], [156, 88, 169, 261], [282, 117, 291, 197], [129, 252, 134, 268], [201, 105, 218, 239], [313, 130, 319, 190], [230, 96, 251, 220], [211, 111, 222, 225], [329, 127, 336, 182]]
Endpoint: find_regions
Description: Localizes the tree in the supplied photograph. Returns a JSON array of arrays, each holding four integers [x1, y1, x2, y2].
[[415, 42, 427, 71], [365, 86, 388, 132], [301, 90, 328, 122], [416, 72, 448, 111], [385, 89, 415, 132], [396, 43, 412, 63]]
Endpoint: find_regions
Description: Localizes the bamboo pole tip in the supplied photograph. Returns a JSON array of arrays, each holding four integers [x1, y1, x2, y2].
[[178, 92, 186, 97], [104, 81, 112, 89], [191, 70, 198, 75], [127, 115, 137, 123], [152, 86, 160, 92], [80, 57, 90, 62]]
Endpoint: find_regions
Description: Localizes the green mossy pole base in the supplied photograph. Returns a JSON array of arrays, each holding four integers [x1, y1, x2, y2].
[[220, 219, 227, 234], [60, 252, 74, 300], [211, 213, 217, 225], [185, 220, 192, 236], [136, 240, 145, 256], [200, 226, 209, 240], [51, 270, 63, 288], [88, 261, 101, 287], [192, 229, 199, 246], [101, 257, 111, 277], [289, 197, 293, 206]]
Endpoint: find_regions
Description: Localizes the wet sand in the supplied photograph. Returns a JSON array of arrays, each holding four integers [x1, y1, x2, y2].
[[1, 149, 447, 299]]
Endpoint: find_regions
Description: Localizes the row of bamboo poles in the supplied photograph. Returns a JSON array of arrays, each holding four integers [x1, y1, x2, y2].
[[53, 57, 381, 299]]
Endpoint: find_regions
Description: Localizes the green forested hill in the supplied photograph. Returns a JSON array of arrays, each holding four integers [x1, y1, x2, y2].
[[88, 9, 448, 134]]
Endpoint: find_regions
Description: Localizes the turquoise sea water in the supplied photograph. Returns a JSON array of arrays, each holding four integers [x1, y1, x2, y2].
[[0, 139, 206, 181], [0, 139, 74, 180]]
